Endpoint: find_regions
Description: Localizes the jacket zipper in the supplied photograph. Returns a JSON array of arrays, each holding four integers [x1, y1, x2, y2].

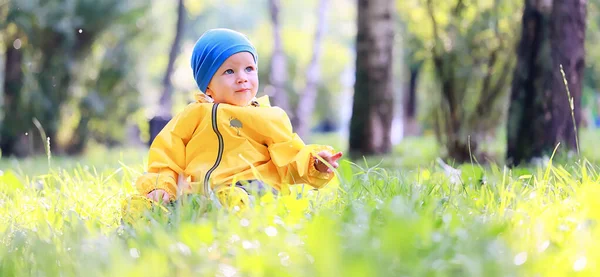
[[204, 103, 224, 194]]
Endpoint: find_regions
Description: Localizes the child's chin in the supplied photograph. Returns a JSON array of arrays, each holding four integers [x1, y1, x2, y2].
[[227, 98, 251, 106]]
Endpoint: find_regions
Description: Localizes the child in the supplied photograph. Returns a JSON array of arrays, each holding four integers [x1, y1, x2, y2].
[[132, 28, 342, 210]]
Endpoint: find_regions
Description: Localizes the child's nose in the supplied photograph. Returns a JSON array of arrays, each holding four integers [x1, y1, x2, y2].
[[237, 74, 248, 83]]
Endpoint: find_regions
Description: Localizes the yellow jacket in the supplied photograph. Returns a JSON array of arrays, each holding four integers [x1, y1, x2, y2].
[[135, 93, 336, 199]]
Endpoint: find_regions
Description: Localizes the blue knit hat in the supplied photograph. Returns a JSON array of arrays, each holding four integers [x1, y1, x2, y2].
[[191, 28, 258, 93]]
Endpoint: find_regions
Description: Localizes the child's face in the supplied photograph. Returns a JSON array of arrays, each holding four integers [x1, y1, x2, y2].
[[206, 52, 258, 106]]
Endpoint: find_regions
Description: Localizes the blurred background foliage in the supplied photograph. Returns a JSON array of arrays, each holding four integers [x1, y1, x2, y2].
[[0, 0, 599, 164]]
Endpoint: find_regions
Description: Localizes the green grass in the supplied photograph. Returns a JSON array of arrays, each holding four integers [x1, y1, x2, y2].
[[1, 131, 600, 276]]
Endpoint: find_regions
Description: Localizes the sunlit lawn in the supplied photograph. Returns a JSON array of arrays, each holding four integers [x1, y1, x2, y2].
[[1, 129, 600, 276]]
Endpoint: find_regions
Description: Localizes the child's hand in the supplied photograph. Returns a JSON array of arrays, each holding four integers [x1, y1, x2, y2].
[[315, 151, 343, 173], [147, 189, 171, 203]]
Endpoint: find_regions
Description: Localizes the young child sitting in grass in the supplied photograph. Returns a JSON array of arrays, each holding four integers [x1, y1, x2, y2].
[[130, 28, 342, 212]]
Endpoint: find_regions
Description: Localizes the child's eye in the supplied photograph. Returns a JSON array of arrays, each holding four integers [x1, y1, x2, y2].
[[224, 69, 234, 74], [245, 66, 254, 73]]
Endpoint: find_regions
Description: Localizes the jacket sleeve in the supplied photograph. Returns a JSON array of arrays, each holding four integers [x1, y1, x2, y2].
[[135, 104, 203, 198], [266, 108, 336, 189]]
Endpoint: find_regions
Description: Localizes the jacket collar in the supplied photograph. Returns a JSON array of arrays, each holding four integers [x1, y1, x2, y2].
[[194, 92, 271, 107]]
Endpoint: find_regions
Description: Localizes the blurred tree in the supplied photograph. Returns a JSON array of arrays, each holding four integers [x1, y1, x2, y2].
[[396, 16, 425, 138], [584, 0, 600, 127], [1, 0, 147, 157], [1, 26, 26, 157], [293, 0, 329, 139], [66, 33, 142, 154], [403, 59, 423, 137], [506, 0, 587, 165], [149, 0, 186, 146], [240, 0, 352, 137], [398, 0, 520, 162], [402, 30, 425, 137], [266, 0, 291, 114], [349, 0, 395, 156]]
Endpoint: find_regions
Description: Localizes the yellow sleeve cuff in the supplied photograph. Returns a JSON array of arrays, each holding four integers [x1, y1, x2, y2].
[[135, 171, 178, 199], [306, 145, 335, 188]]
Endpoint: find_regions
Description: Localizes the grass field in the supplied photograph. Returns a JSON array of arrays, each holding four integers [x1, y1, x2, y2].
[[1, 130, 600, 276]]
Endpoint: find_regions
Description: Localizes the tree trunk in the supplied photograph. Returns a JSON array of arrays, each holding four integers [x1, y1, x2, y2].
[[267, 0, 291, 115], [27, 50, 70, 155], [65, 106, 91, 155], [548, 0, 585, 153], [425, 0, 476, 163], [149, 0, 186, 146], [403, 61, 422, 137], [506, 0, 586, 166], [349, 0, 395, 157], [1, 39, 25, 157], [294, 0, 329, 139]]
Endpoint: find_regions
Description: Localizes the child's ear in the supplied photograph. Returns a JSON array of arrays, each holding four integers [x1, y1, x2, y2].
[[205, 87, 214, 98]]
